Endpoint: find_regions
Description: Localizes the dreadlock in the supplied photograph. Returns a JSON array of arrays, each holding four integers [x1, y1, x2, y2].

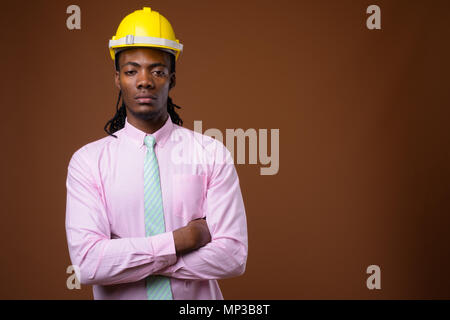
[[104, 51, 183, 138]]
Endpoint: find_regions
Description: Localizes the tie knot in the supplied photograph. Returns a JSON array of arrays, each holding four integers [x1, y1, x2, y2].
[[144, 135, 156, 149]]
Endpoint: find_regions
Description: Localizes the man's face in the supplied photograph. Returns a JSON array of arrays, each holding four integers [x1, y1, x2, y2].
[[115, 47, 175, 121]]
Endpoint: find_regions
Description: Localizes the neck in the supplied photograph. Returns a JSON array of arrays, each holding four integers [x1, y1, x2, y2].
[[127, 110, 169, 134]]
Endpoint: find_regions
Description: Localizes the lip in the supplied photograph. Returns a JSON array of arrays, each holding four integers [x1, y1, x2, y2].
[[135, 94, 157, 104]]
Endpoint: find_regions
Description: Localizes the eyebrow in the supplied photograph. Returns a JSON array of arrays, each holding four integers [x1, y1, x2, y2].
[[121, 62, 167, 69]]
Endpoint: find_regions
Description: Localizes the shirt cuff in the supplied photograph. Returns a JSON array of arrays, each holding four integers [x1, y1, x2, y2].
[[150, 231, 177, 267]]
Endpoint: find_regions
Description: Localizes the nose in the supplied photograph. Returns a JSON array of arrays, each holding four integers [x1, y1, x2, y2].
[[136, 70, 155, 89]]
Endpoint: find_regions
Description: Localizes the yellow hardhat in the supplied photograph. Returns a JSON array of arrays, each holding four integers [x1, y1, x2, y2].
[[109, 7, 183, 61]]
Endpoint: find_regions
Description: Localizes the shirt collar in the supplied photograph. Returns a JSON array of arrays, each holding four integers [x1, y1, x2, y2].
[[123, 115, 173, 149]]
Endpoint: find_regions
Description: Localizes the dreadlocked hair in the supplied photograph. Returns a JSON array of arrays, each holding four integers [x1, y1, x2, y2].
[[104, 52, 183, 138]]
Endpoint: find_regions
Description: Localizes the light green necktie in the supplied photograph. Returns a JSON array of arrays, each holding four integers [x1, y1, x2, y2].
[[143, 135, 173, 300]]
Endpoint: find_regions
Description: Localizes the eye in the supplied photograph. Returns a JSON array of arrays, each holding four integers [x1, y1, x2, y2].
[[124, 70, 136, 76], [152, 70, 167, 78]]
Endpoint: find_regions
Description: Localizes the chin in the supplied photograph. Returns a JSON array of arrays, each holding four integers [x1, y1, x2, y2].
[[129, 105, 161, 120]]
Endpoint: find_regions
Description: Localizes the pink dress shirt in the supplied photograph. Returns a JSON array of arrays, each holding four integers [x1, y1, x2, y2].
[[65, 116, 248, 299]]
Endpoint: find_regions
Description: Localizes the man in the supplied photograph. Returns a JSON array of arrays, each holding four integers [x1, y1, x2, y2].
[[65, 7, 248, 300]]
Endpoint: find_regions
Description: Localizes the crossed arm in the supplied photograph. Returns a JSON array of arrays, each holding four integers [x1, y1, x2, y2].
[[65, 146, 248, 286]]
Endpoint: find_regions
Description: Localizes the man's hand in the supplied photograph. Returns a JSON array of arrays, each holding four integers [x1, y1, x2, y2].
[[173, 218, 211, 255]]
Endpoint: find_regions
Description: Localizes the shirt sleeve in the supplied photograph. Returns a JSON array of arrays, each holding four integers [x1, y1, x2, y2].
[[65, 146, 177, 286], [157, 142, 248, 280]]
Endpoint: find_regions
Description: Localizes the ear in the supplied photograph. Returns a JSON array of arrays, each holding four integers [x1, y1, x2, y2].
[[169, 73, 176, 90], [114, 70, 121, 91]]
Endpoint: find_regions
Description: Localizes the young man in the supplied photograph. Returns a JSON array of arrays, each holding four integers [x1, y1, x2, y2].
[[65, 7, 248, 300]]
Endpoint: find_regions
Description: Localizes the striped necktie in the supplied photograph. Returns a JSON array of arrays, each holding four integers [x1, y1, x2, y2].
[[143, 135, 173, 300]]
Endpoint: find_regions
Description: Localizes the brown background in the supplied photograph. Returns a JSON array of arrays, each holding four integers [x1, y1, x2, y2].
[[0, 0, 449, 299]]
